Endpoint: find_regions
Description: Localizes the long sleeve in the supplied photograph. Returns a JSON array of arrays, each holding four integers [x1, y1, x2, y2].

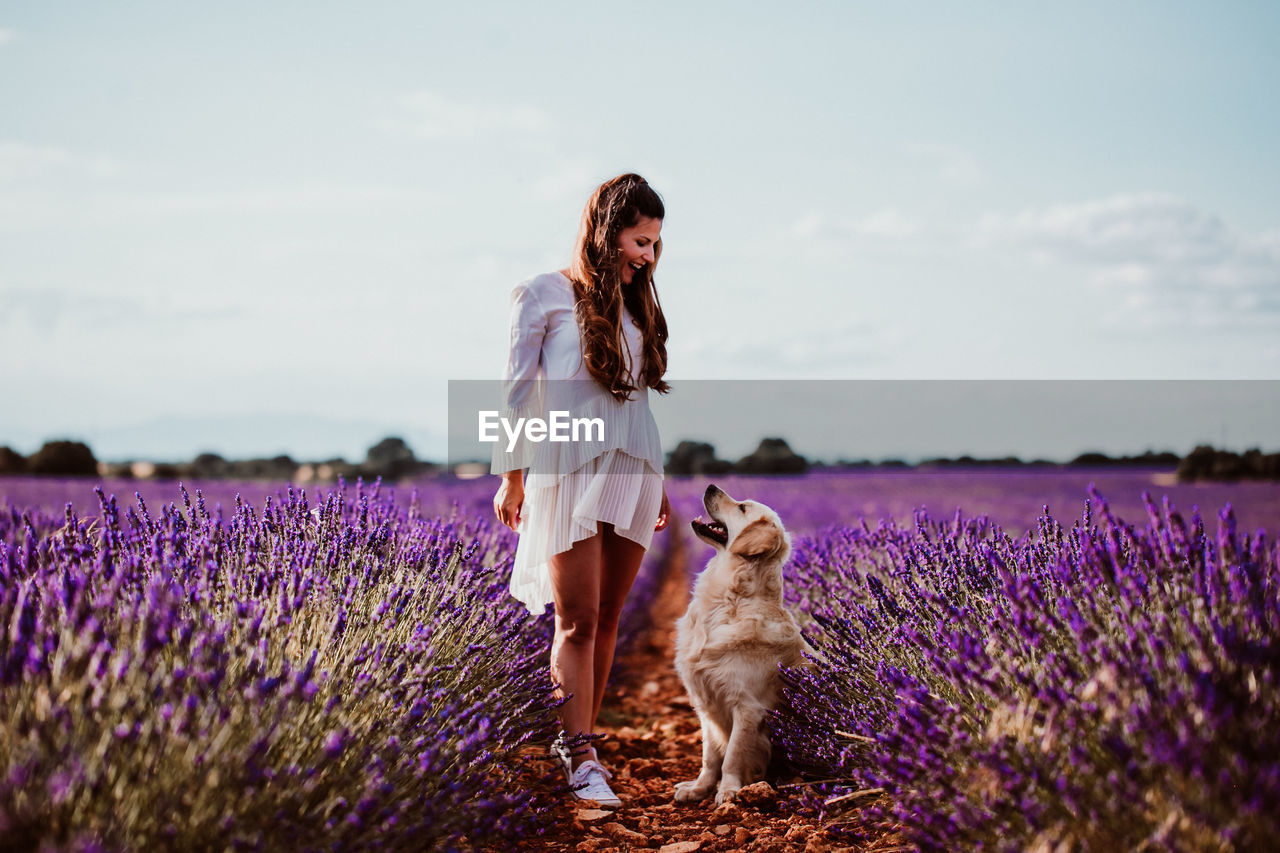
[[489, 282, 547, 474]]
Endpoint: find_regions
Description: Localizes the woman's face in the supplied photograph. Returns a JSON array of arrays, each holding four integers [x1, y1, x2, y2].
[[616, 216, 662, 285]]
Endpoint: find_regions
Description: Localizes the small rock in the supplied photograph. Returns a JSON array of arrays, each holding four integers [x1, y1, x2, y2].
[[735, 781, 779, 811], [712, 800, 740, 817], [659, 842, 702, 853], [576, 808, 612, 823], [805, 834, 833, 853], [733, 827, 751, 846], [713, 825, 732, 836], [642, 680, 661, 696], [629, 759, 663, 779], [603, 822, 647, 845], [785, 823, 811, 842], [737, 781, 775, 799], [756, 840, 795, 853], [575, 840, 607, 853]]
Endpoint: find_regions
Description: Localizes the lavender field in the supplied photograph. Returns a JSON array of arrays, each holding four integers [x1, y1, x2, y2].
[[655, 468, 1280, 848], [3, 468, 1278, 850], [9, 466, 1279, 537]]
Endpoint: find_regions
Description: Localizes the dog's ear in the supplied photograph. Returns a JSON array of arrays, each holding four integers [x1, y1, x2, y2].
[[730, 518, 785, 561]]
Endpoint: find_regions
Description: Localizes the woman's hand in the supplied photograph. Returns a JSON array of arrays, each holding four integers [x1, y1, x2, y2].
[[654, 489, 670, 532], [494, 471, 525, 532]]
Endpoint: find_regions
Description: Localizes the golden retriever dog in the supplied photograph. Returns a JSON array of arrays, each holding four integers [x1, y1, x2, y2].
[[673, 485, 808, 805]]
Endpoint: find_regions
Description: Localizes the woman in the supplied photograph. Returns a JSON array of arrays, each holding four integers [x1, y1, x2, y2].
[[491, 173, 671, 808]]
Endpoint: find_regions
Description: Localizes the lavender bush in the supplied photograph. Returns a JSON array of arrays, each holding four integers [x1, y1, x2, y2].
[[0, 473, 501, 531], [0, 479, 563, 851], [774, 491, 1279, 850]]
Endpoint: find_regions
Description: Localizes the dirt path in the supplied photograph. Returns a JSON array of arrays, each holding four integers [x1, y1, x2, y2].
[[516, 527, 896, 852]]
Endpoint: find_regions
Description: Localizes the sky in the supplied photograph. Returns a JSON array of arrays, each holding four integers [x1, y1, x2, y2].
[[2, 2, 1279, 463]]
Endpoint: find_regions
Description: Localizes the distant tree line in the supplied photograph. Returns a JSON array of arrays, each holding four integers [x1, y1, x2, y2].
[[666, 438, 809, 476], [0, 441, 99, 477], [0, 437, 437, 483], [665, 440, 1279, 482], [3, 437, 1278, 483], [915, 450, 1182, 468], [1176, 445, 1280, 483]]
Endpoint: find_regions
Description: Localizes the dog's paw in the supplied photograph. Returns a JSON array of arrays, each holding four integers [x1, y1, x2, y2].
[[714, 784, 741, 806], [674, 780, 711, 804]]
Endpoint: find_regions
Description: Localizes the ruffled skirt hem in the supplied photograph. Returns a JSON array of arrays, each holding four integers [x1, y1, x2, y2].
[[508, 448, 663, 616]]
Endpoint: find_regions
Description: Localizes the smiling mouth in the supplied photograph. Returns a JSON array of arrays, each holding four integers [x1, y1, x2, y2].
[[691, 516, 728, 545]]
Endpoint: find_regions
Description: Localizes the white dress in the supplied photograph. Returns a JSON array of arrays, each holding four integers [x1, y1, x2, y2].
[[490, 271, 665, 615]]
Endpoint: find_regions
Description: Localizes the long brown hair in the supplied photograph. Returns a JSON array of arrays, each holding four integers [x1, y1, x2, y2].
[[568, 173, 670, 402]]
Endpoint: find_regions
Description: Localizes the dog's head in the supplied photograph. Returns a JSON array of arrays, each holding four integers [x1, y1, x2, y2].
[[690, 484, 791, 566]]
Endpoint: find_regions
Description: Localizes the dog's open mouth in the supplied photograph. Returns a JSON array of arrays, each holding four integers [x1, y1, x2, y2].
[[691, 516, 728, 545]]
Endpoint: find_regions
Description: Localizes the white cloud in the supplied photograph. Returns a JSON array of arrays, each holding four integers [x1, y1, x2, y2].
[[676, 319, 900, 379], [974, 193, 1233, 265], [0, 141, 121, 181], [377, 91, 552, 140], [973, 194, 1280, 329], [122, 184, 442, 216], [1, 288, 148, 335], [0, 287, 245, 335], [0, 183, 443, 230], [782, 208, 925, 266], [790, 208, 919, 243], [907, 142, 983, 187], [530, 158, 606, 203]]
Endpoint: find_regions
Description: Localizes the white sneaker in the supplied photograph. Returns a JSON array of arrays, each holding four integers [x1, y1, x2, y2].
[[568, 759, 621, 808]]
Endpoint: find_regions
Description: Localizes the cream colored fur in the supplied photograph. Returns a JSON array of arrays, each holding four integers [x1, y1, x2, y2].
[[673, 485, 808, 805]]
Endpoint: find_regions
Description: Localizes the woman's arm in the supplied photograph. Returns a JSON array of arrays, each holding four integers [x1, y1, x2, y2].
[[654, 489, 670, 532], [491, 280, 547, 529], [489, 282, 548, 477], [494, 469, 524, 531]]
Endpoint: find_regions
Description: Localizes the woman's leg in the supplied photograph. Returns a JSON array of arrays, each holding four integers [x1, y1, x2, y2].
[[590, 524, 647, 729], [548, 527, 604, 769]]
